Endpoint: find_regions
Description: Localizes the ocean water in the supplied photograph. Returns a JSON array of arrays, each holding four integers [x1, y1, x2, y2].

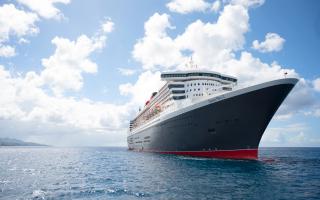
[[0, 147, 320, 200]]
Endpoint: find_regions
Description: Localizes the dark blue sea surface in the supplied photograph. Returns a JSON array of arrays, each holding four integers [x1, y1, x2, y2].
[[0, 147, 320, 200]]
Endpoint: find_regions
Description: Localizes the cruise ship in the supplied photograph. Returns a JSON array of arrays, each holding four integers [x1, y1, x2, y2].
[[127, 62, 298, 160]]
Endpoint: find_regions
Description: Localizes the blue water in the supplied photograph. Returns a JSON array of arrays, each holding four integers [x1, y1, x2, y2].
[[0, 147, 320, 200]]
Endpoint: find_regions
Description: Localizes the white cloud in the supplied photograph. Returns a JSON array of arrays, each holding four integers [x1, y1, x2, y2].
[[313, 78, 320, 92], [175, 4, 249, 68], [119, 71, 165, 105], [18, 38, 30, 44], [231, 0, 265, 8], [0, 19, 129, 144], [166, 0, 211, 14], [211, 0, 221, 12], [132, 13, 184, 70], [274, 78, 316, 120], [101, 19, 114, 33], [0, 60, 132, 146], [221, 53, 298, 86], [261, 123, 320, 147], [17, 0, 70, 20], [252, 33, 285, 53], [0, 4, 39, 43], [118, 68, 136, 76], [133, 4, 251, 70], [39, 19, 114, 95], [0, 45, 16, 57], [40, 35, 99, 95], [0, 4, 38, 57], [262, 123, 307, 144], [304, 108, 320, 118]]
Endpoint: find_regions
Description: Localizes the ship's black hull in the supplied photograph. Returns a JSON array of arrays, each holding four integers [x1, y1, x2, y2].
[[128, 79, 297, 159]]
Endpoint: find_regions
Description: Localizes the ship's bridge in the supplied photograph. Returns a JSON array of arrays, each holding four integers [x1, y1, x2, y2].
[[161, 71, 237, 83], [161, 70, 237, 101]]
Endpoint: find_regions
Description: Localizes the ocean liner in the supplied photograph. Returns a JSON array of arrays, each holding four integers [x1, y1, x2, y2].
[[127, 62, 298, 160]]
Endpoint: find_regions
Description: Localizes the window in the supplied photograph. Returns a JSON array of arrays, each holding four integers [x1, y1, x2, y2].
[[198, 88, 200, 91], [198, 83, 200, 86], [173, 95, 186, 100], [168, 84, 184, 89], [172, 90, 185, 94]]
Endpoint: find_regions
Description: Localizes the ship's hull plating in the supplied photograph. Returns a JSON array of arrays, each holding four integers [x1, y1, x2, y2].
[[127, 79, 297, 160]]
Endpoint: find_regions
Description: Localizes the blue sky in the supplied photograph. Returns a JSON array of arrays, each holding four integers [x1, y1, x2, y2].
[[0, 0, 319, 146]]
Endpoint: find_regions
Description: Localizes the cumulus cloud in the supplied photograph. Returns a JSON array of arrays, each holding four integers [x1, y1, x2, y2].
[[132, 3, 293, 86], [211, 0, 221, 12], [17, 0, 70, 20], [304, 108, 320, 118], [175, 4, 249, 68], [261, 123, 320, 147], [313, 78, 320, 92], [18, 38, 30, 44], [0, 45, 16, 57], [133, 4, 252, 71], [166, 0, 211, 14], [230, 0, 265, 8], [0, 4, 38, 57], [132, 13, 184, 70], [39, 19, 114, 95], [0, 65, 131, 144], [274, 78, 316, 119], [261, 123, 307, 144], [252, 33, 285, 53], [118, 68, 136, 76], [101, 19, 114, 33], [0, 4, 39, 43], [119, 71, 165, 105], [0, 19, 133, 146], [40, 35, 100, 95]]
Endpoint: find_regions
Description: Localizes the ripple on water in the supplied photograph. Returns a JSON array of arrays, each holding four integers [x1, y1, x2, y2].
[[105, 187, 149, 198], [32, 189, 46, 199], [1, 147, 320, 200]]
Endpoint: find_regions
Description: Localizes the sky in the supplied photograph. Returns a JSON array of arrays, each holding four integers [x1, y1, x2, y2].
[[0, 0, 319, 147]]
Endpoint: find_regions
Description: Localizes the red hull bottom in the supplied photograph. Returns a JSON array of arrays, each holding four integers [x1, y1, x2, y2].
[[135, 149, 258, 160]]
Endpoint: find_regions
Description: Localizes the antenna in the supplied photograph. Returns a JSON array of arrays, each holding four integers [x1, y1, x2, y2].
[[188, 56, 197, 69]]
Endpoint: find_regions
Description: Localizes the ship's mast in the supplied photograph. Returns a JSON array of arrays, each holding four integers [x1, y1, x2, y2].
[[185, 57, 197, 69]]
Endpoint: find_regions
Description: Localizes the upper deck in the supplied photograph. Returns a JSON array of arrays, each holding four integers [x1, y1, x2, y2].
[[161, 70, 237, 83]]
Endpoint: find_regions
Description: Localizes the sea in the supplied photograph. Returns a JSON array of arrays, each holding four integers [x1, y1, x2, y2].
[[0, 147, 319, 200]]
